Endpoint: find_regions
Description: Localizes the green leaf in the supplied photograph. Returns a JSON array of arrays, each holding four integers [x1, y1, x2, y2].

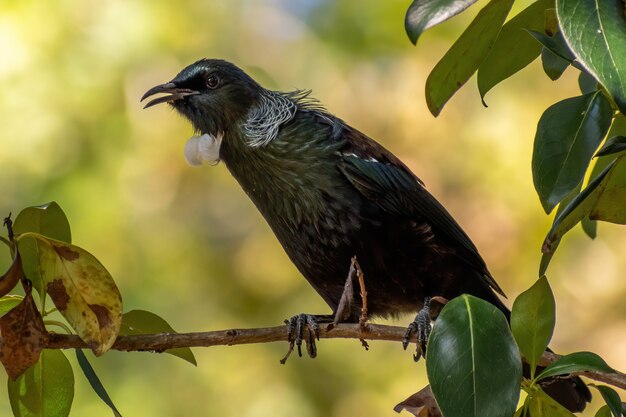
[[8, 349, 74, 417], [75, 349, 122, 417], [0, 295, 23, 317], [592, 385, 622, 417], [119, 310, 196, 366], [581, 115, 626, 238], [579, 71, 599, 94], [510, 277, 555, 379], [13, 202, 71, 244], [541, 156, 622, 259], [19, 233, 123, 356], [596, 405, 613, 417], [527, 387, 576, 417], [544, 8, 559, 36], [596, 136, 626, 157], [405, 0, 478, 45], [539, 177, 585, 275], [527, 30, 576, 62], [557, 0, 626, 114], [532, 91, 613, 213], [542, 47, 570, 80], [477, 0, 551, 101], [581, 216, 598, 238], [426, 295, 521, 417], [425, 0, 514, 116], [537, 351, 615, 381], [13, 202, 71, 297]]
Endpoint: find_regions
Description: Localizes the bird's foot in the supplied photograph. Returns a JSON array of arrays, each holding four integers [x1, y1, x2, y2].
[[403, 297, 432, 361], [280, 314, 333, 364]]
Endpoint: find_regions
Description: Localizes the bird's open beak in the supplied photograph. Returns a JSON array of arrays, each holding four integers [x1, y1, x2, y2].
[[141, 82, 200, 109]]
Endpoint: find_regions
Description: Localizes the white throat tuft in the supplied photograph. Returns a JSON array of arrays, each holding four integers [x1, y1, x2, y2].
[[184, 133, 223, 166]]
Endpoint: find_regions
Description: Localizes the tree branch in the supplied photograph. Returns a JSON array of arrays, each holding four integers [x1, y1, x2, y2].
[[45, 323, 626, 390]]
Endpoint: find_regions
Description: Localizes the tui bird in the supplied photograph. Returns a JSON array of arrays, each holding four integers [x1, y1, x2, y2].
[[142, 59, 591, 412]]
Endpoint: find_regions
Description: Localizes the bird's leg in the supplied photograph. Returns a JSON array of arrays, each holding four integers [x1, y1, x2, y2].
[[280, 313, 334, 364], [353, 257, 369, 350], [353, 257, 368, 332], [403, 297, 432, 361], [329, 256, 369, 349], [332, 259, 356, 328]]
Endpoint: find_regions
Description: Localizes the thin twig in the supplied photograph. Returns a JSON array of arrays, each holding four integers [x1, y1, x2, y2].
[[43, 323, 626, 390]]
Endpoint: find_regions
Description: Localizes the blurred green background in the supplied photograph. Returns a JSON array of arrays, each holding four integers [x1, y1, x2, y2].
[[1, 0, 624, 416]]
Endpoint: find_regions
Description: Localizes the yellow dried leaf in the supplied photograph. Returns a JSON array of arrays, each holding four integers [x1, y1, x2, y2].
[[26, 234, 122, 355]]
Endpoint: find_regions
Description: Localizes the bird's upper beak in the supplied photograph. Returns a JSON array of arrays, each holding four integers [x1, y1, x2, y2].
[[141, 82, 200, 109]]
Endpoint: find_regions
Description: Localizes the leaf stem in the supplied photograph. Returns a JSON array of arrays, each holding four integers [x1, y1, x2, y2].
[[44, 320, 73, 334], [0, 236, 10, 248]]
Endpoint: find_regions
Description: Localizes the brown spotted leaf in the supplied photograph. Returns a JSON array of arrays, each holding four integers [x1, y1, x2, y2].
[[394, 385, 443, 417], [22, 233, 122, 356], [0, 251, 23, 297], [0, 288, 48, 379]]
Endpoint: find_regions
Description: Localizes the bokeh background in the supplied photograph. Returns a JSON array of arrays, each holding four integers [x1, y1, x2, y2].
[[1, 0, 624, 416]]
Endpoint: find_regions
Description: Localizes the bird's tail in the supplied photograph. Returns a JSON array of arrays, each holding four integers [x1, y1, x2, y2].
[[538, 367, 591, 413]]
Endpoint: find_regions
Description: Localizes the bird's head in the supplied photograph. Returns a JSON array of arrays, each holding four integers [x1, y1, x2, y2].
[[141, 59, 262, 136]]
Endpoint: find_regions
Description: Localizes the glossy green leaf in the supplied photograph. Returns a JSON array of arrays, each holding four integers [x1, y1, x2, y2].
[[542, 47, 570, 80], [527, 30, 575, 62], [537, 351, 615, 381], [405, 0, 478, 45], [477, 0, 550, 101], [75, 349, 122, 417], [425, 0, 514, 116], [8, 349, 74, 417], [540, 156, 620, 261], [579, 71, 599, 94], [426, 295, 521, 417], [510, 277, 555, 378], [539, 180, 585, 275], [582, 115, 626, 238], [532, 91, 613, 213], [592, 385, 622, 417], [596, 136, 626, 157], [13, 202, 71, 297], [527, 388, 576, 417], [0, 295, 23, 317], [557, 0, 626, 113], [119, 310, 196, 366]]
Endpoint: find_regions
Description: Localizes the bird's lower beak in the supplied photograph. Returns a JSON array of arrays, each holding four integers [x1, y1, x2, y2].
[[141, 82, 200, 109]]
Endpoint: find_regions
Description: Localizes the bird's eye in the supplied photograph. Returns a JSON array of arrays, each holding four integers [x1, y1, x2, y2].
[[206, 75, 220, 89]]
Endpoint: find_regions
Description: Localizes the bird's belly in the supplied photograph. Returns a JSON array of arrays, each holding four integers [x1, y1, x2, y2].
[[271, 212, 436, 319]]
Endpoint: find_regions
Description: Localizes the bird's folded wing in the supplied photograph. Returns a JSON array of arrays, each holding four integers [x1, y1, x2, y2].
[[338, 153, 505, 297]]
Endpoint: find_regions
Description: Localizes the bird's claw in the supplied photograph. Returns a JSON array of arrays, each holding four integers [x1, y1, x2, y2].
[[403, 297, 432, 361], [281, 313, 324, 364]]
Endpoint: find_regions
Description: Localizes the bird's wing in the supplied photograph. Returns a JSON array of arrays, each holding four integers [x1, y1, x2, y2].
[[337, 127, 505, 297]]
